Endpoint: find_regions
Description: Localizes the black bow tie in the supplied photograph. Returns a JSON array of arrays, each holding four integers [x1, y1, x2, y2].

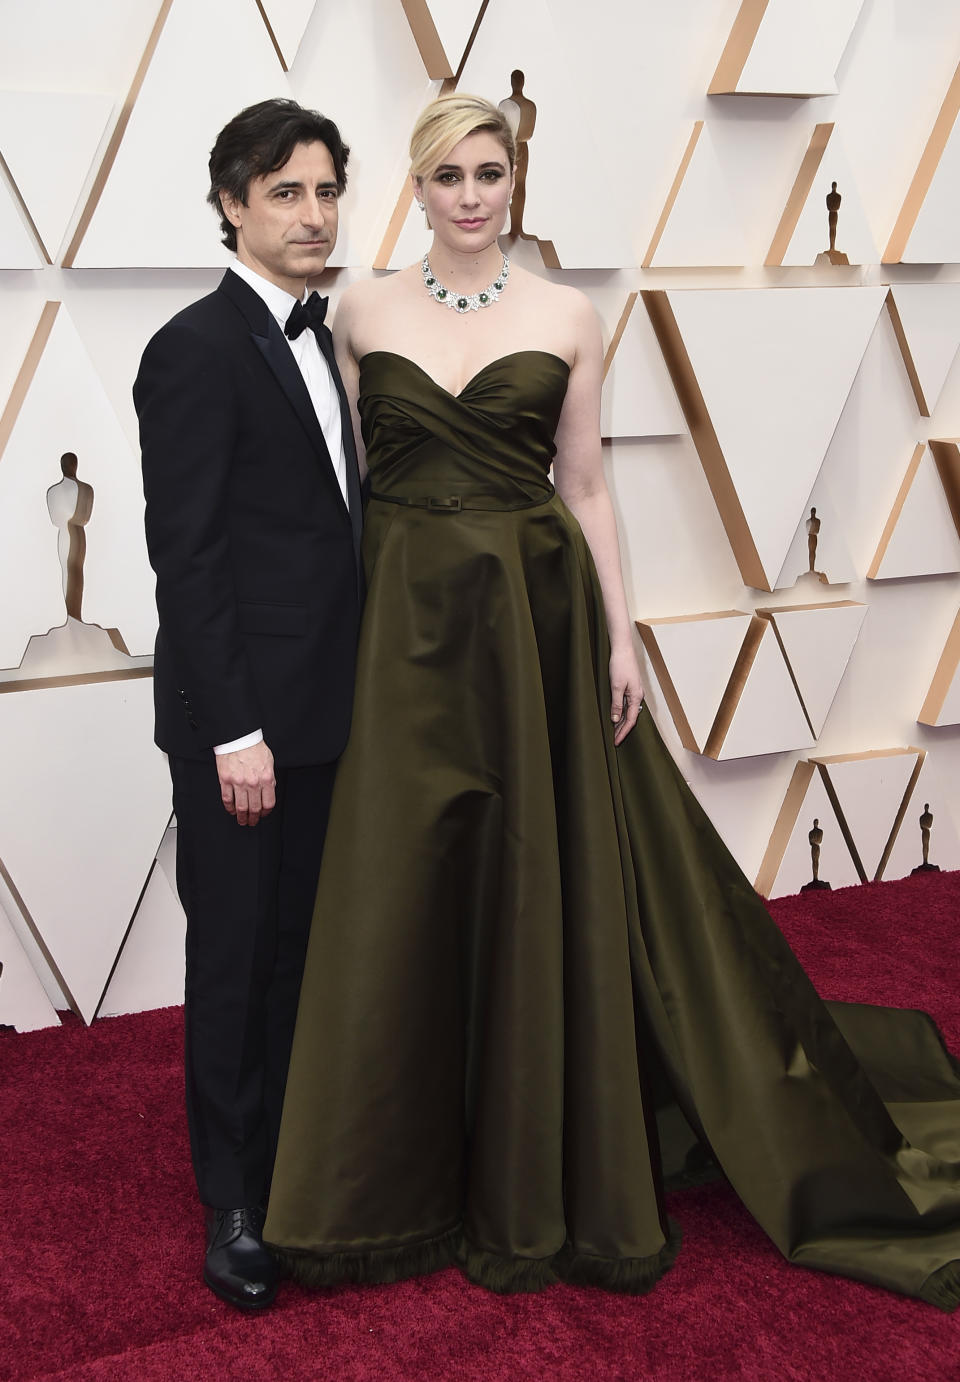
[[285, 292, 328, 340]]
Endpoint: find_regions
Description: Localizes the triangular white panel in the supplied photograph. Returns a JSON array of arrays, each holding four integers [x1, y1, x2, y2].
[[817, 751, 921, 881], [719, 0, 864, 96], [0, 678, 173, 1023], [902, 103, 960, 265], [774, 492, 857, 590], [760, 601, 867, 736], [0, 90, 113, 262], [882, 758, 960, 880], [645, 123, 746, 268], [888, 285, 960, 416], [869, 446, 960, 580], [0, 171, 43, 267], [0, 303, 157, 667], [458, 0, 634, 267], [667, 287, 887, 591], [777, 132, 877, 267], [602, 296, 685, 439], [776, 306, 921, 592], [75, 0, 290, 267], [100, 824, 186, 1018], [638, 612, 752, 754], [258, 0, 316, 68], [715, 624, 814, 760], [760, 767, 860, 898], [0, 897, 61, 1033]]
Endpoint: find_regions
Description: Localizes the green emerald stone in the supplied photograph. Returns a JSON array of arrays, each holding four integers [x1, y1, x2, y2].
[[457, 298, 468, 309], [425, 277, 435, 286], [479, 293, 489, 304], [493, 281, 503, 291], [437, 288, 447, 299]]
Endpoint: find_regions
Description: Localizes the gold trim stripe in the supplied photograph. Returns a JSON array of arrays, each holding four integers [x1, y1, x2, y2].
[[642, 122, 703, 269], [0, 667, 153, 696], [708, 0, 770, 94], [884, 60, 960, 264], [885, 291, 930, 416], [929, 438, 960, 539], [0, 301, 60, 463], [603, 293, 638, 380], [61, 0, 175, 268], [641, 290, 767, 590], [254, 0, 288, 70], [754, 758, 814, 897], [0, 150, 49, 264], [866, 442, 926, 579], [703, 614, 765, 759], [0, 855, 81, 1019], [765, 123, 833, 266]]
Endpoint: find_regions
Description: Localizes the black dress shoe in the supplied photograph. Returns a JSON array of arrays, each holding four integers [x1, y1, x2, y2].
[[203, 1206, 278, 1309]]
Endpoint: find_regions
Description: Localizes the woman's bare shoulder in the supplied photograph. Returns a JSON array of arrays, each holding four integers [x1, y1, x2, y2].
[[512, 267, 595, 317], [339, 268, 420, 310], [509, 271, 599, 362], [334, 270, 421, 349]]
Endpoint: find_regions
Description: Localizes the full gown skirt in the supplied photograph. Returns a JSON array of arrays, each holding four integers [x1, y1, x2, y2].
[[265, 351, 960, 1307]]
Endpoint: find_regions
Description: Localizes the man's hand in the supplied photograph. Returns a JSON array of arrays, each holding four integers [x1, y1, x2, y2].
[[216, 741, 276, 826]]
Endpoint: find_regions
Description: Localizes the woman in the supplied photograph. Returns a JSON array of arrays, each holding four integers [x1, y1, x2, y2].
[[264, 94, 960, 1307]]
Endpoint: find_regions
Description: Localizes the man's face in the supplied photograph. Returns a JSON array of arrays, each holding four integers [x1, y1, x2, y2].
[[220, 140, 340, 296]]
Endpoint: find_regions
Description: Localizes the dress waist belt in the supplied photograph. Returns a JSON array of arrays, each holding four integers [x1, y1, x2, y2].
[[368, 490, 553, 513]]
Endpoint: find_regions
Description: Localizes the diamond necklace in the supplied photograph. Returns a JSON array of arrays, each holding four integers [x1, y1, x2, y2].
[[421, 252, 510, 313]]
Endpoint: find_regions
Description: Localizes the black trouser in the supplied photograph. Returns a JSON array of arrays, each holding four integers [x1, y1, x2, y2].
[[169, 755, 337, 1208]]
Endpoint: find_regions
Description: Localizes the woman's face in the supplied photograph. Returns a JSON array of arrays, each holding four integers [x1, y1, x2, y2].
[[415, 130, 514, 255]]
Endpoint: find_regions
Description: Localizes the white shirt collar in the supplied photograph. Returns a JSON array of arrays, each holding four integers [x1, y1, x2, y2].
[[228, 259, 305, 330]]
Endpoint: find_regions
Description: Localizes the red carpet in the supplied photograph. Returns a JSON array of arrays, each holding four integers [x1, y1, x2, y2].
[[2, 872, 958, 1380]]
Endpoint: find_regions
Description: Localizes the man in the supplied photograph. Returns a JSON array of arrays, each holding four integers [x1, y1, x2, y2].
[[134, 99, 362, 1309]]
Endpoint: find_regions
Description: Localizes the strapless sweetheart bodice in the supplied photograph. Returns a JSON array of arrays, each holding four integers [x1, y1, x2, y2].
[[358, 349, 570, 505]]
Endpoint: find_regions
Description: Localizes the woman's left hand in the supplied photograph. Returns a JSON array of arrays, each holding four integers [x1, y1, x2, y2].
[[609, 644, 645, 746]]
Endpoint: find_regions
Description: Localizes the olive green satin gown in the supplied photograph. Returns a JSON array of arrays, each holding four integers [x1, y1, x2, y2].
[[265, 350, 960, 1308]]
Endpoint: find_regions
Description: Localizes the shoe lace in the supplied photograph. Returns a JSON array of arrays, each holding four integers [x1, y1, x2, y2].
[[212, 1205, 262, 1245]]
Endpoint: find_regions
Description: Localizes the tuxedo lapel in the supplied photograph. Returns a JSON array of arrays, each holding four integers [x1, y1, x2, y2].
[[316, 322, 363, 564], [218, 271, 350, 521], [253, 321, 335, 470]]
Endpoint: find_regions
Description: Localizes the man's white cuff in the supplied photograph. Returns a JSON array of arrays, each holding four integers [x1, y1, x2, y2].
[[213, 729, 264, 755]]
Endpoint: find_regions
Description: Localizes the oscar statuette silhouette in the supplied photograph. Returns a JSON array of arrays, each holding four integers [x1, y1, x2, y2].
[[800, 817, 832, 892], [911, 803, 940, 875], [816, 182, 850, 266]]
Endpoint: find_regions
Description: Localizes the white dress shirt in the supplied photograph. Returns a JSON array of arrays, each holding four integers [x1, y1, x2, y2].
[[214, 260, 350, 757]]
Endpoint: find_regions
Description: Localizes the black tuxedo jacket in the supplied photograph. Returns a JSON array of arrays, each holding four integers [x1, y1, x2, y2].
[[135, 269, 363, 766]]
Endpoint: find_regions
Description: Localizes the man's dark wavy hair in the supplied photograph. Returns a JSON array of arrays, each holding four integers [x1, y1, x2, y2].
[[207, 98, 349, 251]]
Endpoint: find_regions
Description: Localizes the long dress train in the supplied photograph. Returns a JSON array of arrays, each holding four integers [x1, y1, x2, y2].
[[264, 350, 960, 1308]]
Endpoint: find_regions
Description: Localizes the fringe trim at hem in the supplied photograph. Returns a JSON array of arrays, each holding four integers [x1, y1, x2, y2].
[[556, 1217, 683, 1295], [456, 1241, 561, 1294], [271, 1218, 683, 1297], [269, 1225, 459, 1287], [919, 1258, 960, 1313], [456, 1218, 682, 1297]]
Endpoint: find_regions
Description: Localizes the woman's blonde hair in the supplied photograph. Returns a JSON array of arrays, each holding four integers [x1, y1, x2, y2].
[[409, 93, 516, 184]]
